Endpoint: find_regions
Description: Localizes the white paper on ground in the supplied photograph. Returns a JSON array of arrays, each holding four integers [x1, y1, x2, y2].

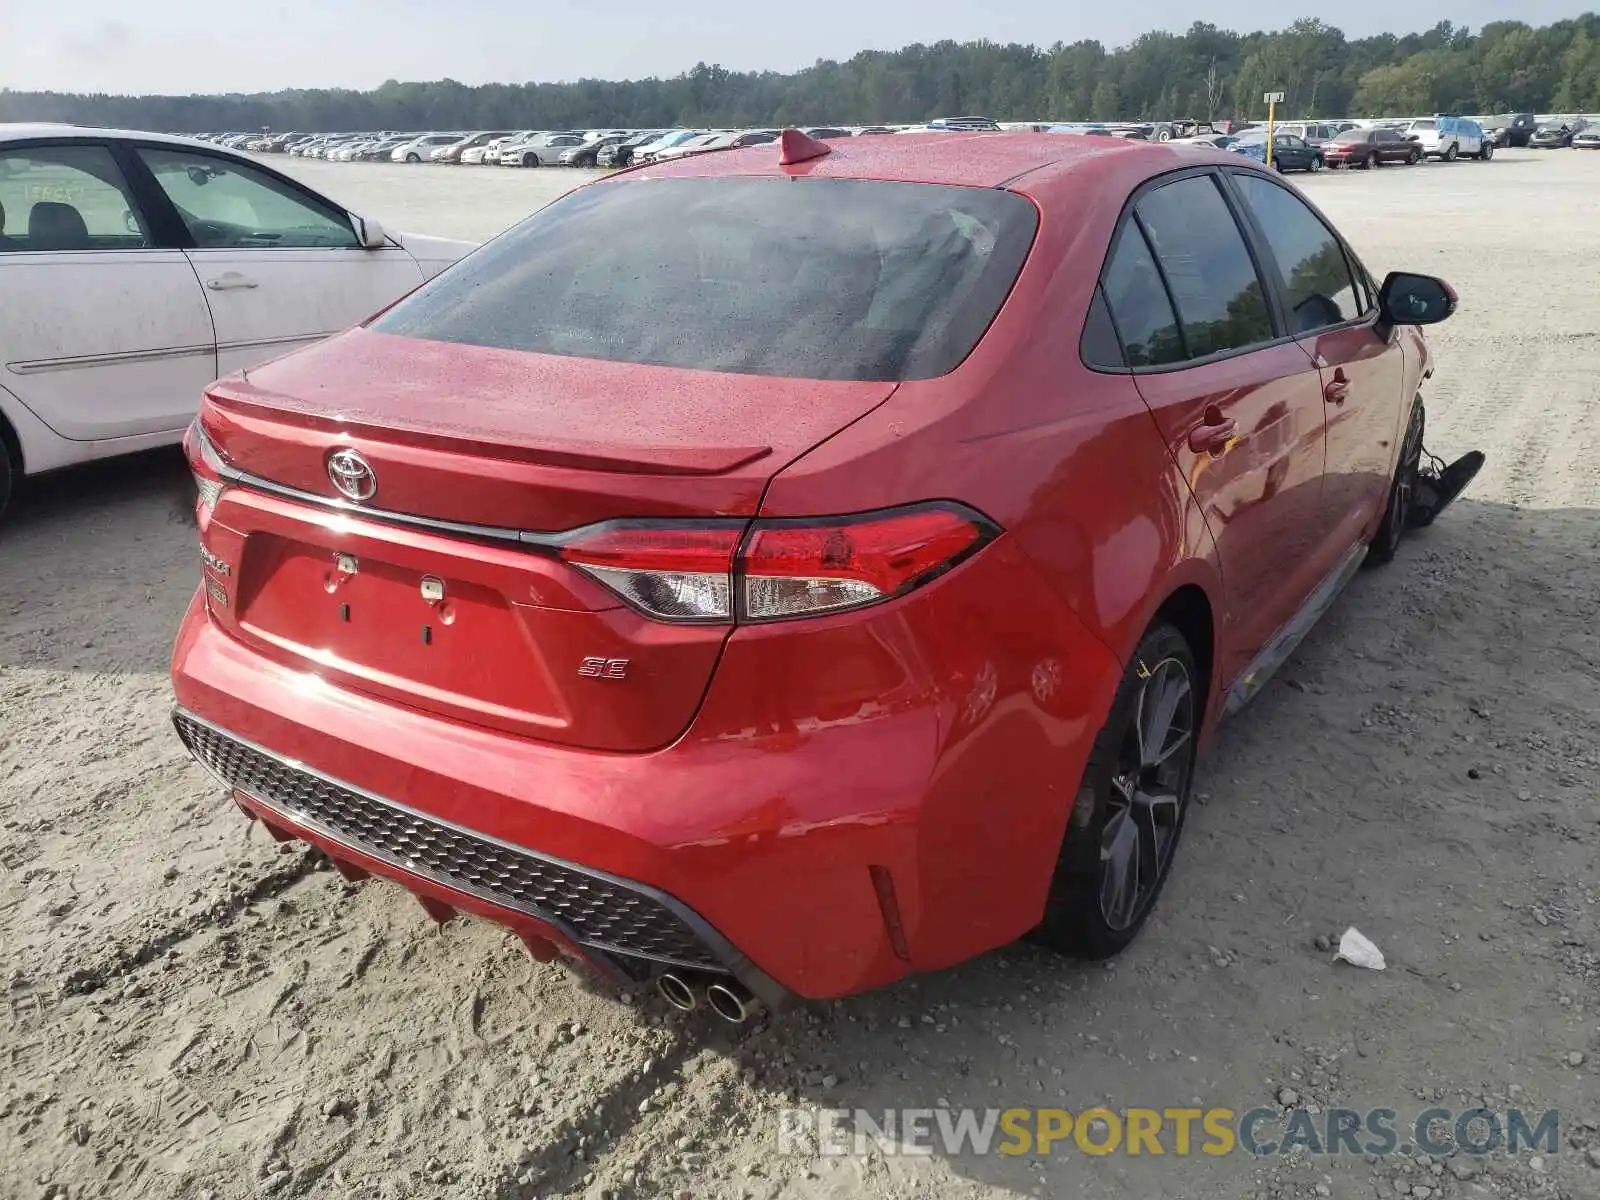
[[1335, 926, 1386, 970]]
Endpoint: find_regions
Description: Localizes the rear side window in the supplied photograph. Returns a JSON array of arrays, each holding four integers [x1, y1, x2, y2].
[[372, 177, 1038, 382], [0, 144, 150, 251], [1134, 175, 1274, 359], [1098, 222, 1185, 367], [1231, 175, 1362, 333], [1079, 286, 1126, 370]]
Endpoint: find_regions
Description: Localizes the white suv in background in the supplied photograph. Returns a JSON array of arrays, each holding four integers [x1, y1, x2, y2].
[[1402, 115, 1490, 161]]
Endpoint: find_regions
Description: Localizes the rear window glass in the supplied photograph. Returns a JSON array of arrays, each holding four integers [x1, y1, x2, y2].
[[1412, 119, 1437, 130], [370, 177, 1038, 381]]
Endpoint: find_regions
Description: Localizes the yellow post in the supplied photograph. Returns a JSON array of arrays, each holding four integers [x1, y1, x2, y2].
[[1263, 90, 1284, 168]]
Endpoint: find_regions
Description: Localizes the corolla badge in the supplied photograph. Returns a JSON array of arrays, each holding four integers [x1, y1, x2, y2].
[[326, 449, 377, 502]]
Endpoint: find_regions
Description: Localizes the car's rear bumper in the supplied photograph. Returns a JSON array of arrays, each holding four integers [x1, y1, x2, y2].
[[169, 537, 1119, 1000]]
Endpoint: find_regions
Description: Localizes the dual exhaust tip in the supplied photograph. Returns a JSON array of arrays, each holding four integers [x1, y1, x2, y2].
[[657, 972, 758, 1023]]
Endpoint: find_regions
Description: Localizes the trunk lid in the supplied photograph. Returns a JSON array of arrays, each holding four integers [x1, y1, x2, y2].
[[199, 329, 897, 752]]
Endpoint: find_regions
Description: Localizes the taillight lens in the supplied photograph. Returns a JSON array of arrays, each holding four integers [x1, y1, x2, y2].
[[184, 420, 227, 515], [560, 523, 742, 622], [741, 506, 994, 620], [558, 505, 997, 625]]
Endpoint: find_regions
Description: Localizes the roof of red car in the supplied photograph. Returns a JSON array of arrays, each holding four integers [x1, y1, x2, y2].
[[618, 130, 1198, 190]]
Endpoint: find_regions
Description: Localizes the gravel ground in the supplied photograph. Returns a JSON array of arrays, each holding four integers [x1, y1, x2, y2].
[[3, 149, 1599, 1200]]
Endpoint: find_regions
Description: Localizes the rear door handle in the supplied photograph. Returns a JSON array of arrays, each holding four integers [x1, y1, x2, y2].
[[1187, 415, 1238, 455], [1324, 367, 1350, 404], [206, 273, 259, 291]]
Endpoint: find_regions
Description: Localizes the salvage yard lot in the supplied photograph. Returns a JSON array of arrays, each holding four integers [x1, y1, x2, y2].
[[2, 148, 1598, 1200]]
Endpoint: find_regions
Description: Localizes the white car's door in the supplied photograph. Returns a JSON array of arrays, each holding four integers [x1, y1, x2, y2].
[[0, 141, 216, 444], [132, 145, 425, 379]]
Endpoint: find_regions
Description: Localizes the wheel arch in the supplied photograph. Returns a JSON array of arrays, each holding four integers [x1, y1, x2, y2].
[[0, 408, 20, 477], [1150, 582, 1218, 734], [0, 386, 29, 477]]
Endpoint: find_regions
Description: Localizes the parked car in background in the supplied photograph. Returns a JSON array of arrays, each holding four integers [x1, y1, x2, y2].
[[170, 130, 1465, 1011], [481, 133, 532, 166], [655, 132, 731, 161], [1322, 127, 1421, 168], [433, 132, 515, 164], [1048, 123, 1116, 137], [1529, 119, 1588, 148], [1229, 131, 1325, 172], [1175, 133, 1238, 149], [505, 133, 588, 167], [596, 132, 664, 168], [1275, 122, 1343, 146], [358, 136, 413, 162], [1572, 126, 1600, 149], [801, 127, 854, 140], [928, 115, 1002, 131], [391, 133, 461, 163], [0, 125, 477, 519], [703, 130, 781, 152], [1483, 113, 1537, 147], [633, 130, 701, 165], [1401, 115, 1488, 161], [559, 134, 634, 167]]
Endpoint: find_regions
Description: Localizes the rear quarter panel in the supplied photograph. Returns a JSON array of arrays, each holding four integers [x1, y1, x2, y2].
[[754, 150, 1229, 958]]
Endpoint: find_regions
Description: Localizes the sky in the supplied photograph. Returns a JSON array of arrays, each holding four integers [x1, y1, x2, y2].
[[0, 0, 1588, 95]]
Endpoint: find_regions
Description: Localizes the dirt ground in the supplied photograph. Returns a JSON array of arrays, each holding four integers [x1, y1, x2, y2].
[[2, 149, 1598, 1200]]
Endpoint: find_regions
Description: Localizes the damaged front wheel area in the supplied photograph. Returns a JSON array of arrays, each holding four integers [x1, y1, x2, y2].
[[1369, 397, 1484, 564], [1406, 448, 1486, 530]]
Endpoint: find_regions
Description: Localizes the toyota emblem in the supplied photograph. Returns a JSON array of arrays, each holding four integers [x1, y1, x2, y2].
[[326, 449, 377, 502]]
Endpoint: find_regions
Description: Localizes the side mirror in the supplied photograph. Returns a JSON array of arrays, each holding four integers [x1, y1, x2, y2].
[[351, 215, 387, 249], [1378, 272, 1457, 327]]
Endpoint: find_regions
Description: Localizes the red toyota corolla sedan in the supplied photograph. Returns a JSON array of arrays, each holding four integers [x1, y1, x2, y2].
[[171, 130, 1473, 1020]]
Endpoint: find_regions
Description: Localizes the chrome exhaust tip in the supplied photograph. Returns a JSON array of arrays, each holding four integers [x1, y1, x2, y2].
[[657, 972, 698, 1012], [705, 980, 758, 1024]]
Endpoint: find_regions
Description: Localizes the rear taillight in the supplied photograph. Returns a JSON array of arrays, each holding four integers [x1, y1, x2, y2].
[[559, 524, 742, 622], [184, 420, 227, 516], [741, 507, 993, 620], [558, 504, 998, 625]]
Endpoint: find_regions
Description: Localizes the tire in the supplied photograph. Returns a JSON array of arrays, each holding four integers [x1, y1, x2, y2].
[[1308, 154, 1324, 173], [1367, 152, 1380, 168], [405, 153, 421, 164], [1444, 142, 1459, 162], [1156, 127, 1173, 142], [1407, 149, 1422, 165], [1479, 142, 1493, 161], [1031, 622, 1200, 959], [522, 154, 540, 168], [1368, 397, 1424, 565]]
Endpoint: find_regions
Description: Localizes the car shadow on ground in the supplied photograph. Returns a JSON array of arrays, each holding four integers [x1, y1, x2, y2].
[[0, 447, 197, 676]]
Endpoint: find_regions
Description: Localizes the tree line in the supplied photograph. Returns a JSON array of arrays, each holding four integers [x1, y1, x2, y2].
[[4, 15, 1600, 134]]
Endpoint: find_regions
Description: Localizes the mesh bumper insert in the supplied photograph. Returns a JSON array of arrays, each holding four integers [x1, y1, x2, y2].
[[173, 711, 724, 971]]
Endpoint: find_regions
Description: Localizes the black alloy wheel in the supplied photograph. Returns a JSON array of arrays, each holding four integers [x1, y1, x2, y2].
[[1033, 622, 1200, 958], [1098, 654, 1195, 931]]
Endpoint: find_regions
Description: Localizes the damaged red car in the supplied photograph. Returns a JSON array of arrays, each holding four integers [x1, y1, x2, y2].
[[171, 129, 1478, 1018]]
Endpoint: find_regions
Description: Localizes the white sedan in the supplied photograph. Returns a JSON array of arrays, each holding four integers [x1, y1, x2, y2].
[[0, 124, 475, 517]]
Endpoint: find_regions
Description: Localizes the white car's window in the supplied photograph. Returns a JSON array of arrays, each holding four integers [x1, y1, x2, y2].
[[136, 148, 358, 250], [0, 144, 150, 253]]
